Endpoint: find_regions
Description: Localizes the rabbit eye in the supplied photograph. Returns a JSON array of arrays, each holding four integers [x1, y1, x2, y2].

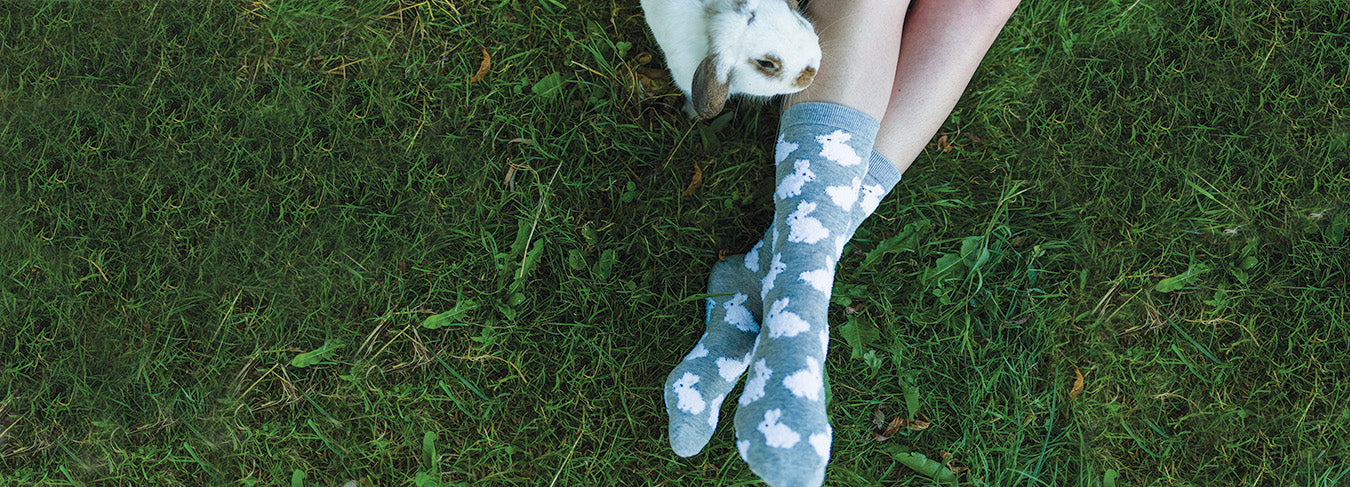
[[752, 57, 781, 75]]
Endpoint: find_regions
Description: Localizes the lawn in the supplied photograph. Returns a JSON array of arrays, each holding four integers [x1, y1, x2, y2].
[[2, 0, 1348, 485]]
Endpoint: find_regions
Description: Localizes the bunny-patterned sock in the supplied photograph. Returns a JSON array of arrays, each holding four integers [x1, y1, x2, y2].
[[733, 102, 883, 487], [665, 232, 773, 457], [664, 148, 901, 458]]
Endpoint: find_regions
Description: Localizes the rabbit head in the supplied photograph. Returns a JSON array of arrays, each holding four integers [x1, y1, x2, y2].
[[691, 0, 821, 119]]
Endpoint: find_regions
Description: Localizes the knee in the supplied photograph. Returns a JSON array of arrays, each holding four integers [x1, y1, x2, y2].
[[982, 0, 1022, 19], [957, 0, 1021, 31]]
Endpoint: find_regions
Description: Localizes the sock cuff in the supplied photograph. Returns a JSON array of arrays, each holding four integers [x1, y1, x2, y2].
[[864, 151, 903, 190], [779, 102, 881, 138]]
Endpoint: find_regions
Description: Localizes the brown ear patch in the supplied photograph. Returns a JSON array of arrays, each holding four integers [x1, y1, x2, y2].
[[691, 55, 730, 120], [786, 0, 800, 10], [792, 66, 816, 89]]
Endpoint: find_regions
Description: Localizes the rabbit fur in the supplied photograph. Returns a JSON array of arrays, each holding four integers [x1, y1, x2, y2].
[[640, 0, 821, 119]]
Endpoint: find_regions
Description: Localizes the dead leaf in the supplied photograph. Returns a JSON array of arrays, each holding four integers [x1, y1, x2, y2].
[[617, 52, 672, 98], [946, 461, 969, 476], [937, 135, 952, 153], [469, 47, 491, 83], [681, 162, 702, 196], [881, 415, 904, 438], [1070, 367, 1084, 398], [906, 417, 931, 432], [635, 66, 670, 94], [874, 413, 930, 441], [872, 405, 898, 441], [938, 450, 969, 475], [503, 165, 517, 190]]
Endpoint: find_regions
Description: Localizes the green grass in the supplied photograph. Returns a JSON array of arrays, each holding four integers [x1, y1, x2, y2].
[[2, 0, 1348, 485]]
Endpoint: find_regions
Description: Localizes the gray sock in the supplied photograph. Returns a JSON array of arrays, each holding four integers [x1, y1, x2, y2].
[[733, 102, 881, 487], [664, 235, 773, 457]]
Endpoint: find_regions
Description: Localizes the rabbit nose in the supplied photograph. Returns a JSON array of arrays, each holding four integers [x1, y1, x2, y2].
[[792, 66, 816, 89]]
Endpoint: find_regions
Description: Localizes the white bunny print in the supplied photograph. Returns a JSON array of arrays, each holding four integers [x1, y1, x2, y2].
[[816, 130, 862, 166], [765, 297, 810, 339], [761, 252, 786, 300], [672, 372, 706, 414], [808, 429, 831, 459], [786, 201, 829, 244], [825, 176, 862, 211], [683, 341, 709, 361], [739, 358, 773, 405], [859, 182, 886, 216], [744, 240, 763, 272], [798, 266, 833, 295], [774, 134, 799, 164], [781, 356, 823, 401], [716, 353, 752, 382], [775, 160, 816, 200], [757, 409, 801, 449], [722, 292, 758, 332]]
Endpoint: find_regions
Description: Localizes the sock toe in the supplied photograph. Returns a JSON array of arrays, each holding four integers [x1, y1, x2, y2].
[[750, 463, 826, 487], [739, 434, 829, 487], [669, 421, 713, 457]]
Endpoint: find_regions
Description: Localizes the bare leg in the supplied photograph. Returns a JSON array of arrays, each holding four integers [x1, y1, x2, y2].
[[663, 3, 1020, 486], [873, 0, 1022, 174], [785, 0, 912, 122]]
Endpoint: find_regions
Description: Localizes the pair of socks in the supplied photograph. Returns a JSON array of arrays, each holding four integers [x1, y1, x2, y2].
[[664, 103, 901, 487]]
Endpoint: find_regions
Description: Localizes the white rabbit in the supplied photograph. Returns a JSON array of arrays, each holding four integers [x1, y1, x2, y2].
[[640, 0, 821, 119]]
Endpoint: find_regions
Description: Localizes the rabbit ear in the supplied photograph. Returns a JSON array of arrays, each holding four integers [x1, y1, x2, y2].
[[785, 0, 800, 10], [691, 54, 729, 120]]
